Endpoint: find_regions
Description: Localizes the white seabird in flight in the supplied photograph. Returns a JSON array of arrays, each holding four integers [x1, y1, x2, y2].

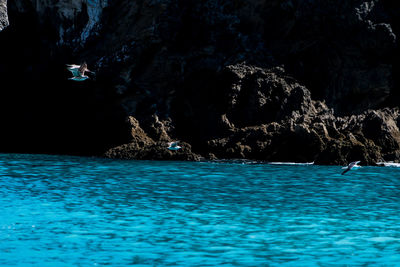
[[168, 141, 181, 151], [66, 62, 92, 81], [341, 161, 361, 175]]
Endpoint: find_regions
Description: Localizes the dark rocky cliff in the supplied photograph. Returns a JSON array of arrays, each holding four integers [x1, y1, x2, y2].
[[0, 0, 399, 164]]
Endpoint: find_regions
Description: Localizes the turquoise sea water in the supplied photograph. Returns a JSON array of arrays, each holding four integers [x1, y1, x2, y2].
[[1, 154, 400, 266]]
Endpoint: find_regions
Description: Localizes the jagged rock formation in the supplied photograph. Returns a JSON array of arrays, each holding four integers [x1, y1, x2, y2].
[[0, 0, 400, 164], [104, 116, 201, 161], [200, 64, 400, 165]]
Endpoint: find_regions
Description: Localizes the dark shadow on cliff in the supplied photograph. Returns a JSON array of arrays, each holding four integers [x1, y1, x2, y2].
[[381, 1, 400, 108], [0, 5, 130, 155]]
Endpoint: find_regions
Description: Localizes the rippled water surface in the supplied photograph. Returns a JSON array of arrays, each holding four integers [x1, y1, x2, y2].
[[1, 154, 400, 266]]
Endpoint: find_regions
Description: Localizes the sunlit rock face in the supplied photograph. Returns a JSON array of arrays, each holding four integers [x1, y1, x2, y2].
[[0, 0, 8, 31]]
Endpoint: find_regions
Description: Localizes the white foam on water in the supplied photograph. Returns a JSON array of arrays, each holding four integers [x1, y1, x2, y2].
[[268, 162, 314, 165], [376, 162, 400, 167]]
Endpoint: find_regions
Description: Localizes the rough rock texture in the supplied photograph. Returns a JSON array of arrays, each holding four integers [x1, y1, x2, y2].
[[104, 116, 201, 161], [1, 0, 400, 164], [0, 0, 8, 31], [203, 64, 400, 165]]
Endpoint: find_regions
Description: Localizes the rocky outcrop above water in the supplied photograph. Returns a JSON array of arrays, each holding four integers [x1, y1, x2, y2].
[[106, 63, 400, 165], [104, 116, 201, 161], [1, 0, 400, 164]]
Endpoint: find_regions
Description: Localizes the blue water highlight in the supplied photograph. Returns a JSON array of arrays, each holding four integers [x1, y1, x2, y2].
[[0, 153, 400, 266]]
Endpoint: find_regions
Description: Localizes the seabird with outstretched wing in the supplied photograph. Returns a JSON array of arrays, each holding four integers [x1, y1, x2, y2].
[[168, 141, 181, 151], [66, 62, 92, 81], [341, 161, 361, 175]]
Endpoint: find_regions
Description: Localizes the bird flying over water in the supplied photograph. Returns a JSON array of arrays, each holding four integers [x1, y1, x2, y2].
[[341, 161, 361, 175], [66, 62, 92, 81], [168, 141, 181, 151]]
